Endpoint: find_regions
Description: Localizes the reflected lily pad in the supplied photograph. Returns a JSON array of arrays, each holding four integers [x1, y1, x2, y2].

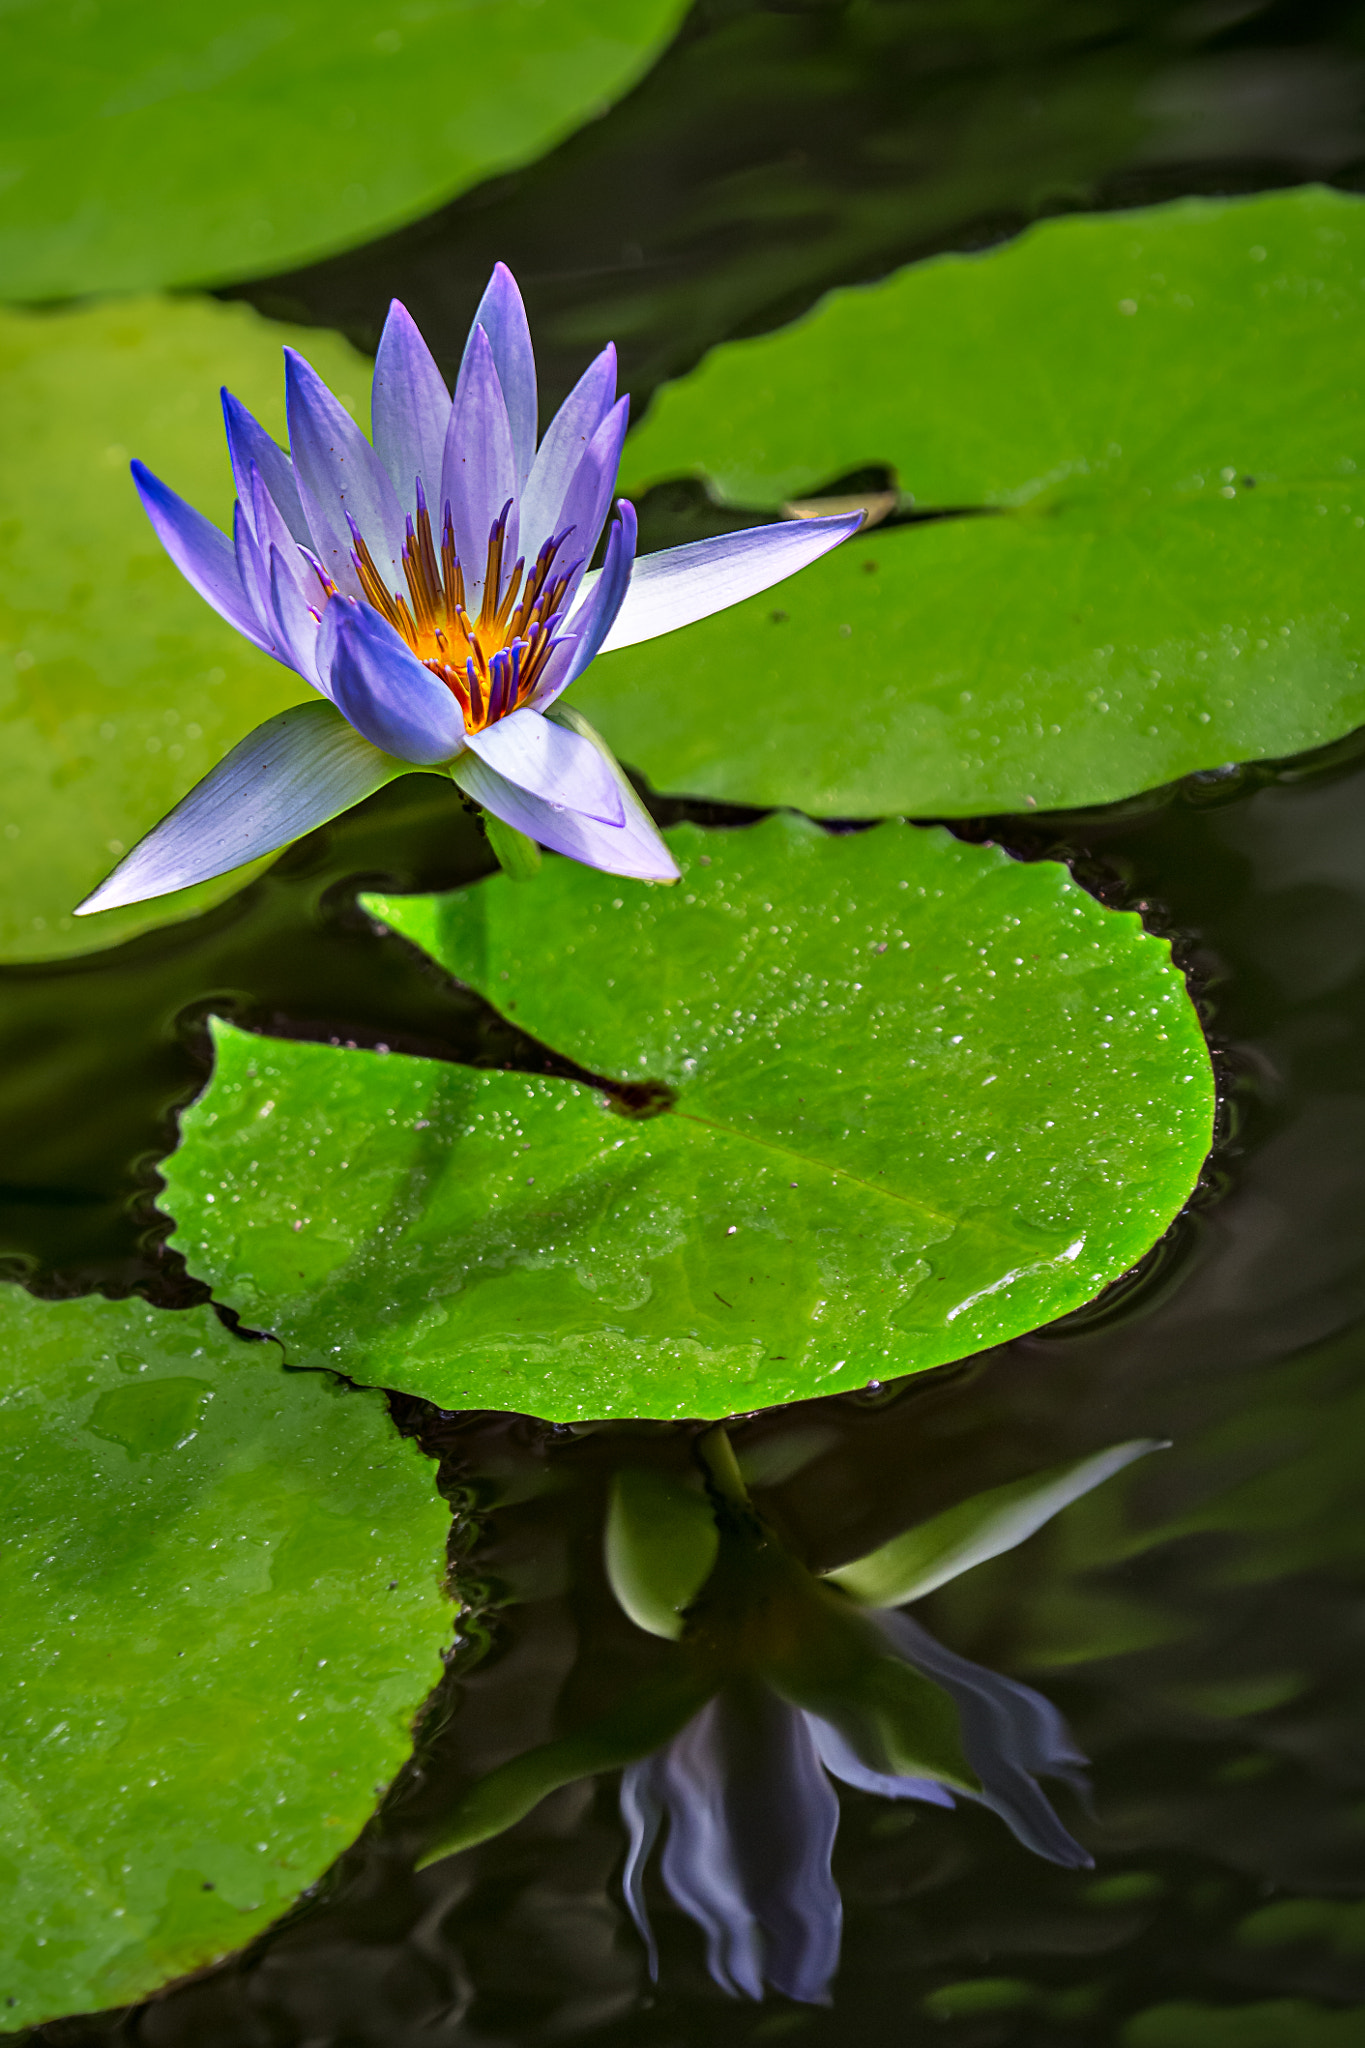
[[575, 187, 1365, 816], [0, 1286, 449, 2027], [163, 817, 1213, 1419], [0, 294, 372, 963], [0, 0, 689, 300]]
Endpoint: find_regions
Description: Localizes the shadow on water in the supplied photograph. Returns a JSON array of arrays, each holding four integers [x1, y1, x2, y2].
[[13, 0, 1365, 2040]]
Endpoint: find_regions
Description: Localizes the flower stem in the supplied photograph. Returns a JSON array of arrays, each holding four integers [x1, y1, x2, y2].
[[484, 813, 542, 881]]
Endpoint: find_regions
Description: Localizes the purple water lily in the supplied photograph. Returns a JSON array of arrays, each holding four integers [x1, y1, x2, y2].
[[77, 265, 859, 915], [620, 1616, 1091, 2005]]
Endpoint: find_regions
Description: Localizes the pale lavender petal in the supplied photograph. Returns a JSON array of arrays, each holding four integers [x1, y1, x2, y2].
[[804, 1713, 956, 1806], [284, 348, 406, 597], [462, 706, 624, 826], [462, 263, 537, 489], [552, 396, 630, 607], [874, 1611, 1093, 1869], [534, 499, 637, 708], [372, 299, 451, 508], [318, 598, 465, 765], [131, 460, 274, 655], [518, 342, 617, 564], [221, 389, 310, 544], [75, 699, 404, 915], [452, 744, 676, 883], [441, 323, 518, 612], [589, 512, 862, 653]]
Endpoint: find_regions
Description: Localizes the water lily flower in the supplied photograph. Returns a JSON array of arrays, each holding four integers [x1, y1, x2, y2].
[[76, 266, 860, 917], [417, 1430, 1161, 2004]]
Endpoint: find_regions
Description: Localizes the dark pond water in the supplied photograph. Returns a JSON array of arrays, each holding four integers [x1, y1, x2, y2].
[[16, 1, 1365, 2041]]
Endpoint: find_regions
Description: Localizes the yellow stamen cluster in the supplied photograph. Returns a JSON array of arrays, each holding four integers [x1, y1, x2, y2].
[[352, 499, 573, 732]]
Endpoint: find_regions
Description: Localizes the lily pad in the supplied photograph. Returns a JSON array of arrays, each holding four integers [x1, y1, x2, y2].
[[0, 294, 374, 963], [576, 187, 1365, 817], [0, 0, 689, 300], [163, 817, 1213, 1419], [0, 1285, 449, 2028]]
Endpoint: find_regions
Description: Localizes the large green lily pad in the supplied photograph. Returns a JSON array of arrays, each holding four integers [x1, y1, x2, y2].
[[163, 817, 1213, 1419], [575, 187, 1365, 817], [0, 1286, 449, 2028], [0, 294, 374, 964], [0, 0, 689, 301]]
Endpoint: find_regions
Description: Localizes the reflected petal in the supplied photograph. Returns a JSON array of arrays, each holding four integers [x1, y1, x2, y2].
[[873, 1610, 1093, 1868], [805, 1713, 956, 1807], [620, 1690, 842, 2005]]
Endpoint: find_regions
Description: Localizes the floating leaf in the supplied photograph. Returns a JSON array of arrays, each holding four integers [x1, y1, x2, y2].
[[0, 295, 371, 962], [163, 817, 1213, 1419], [0, 1287, 449, 2026], [574, 187, 1365, 816], [0, 0, 689, 300]]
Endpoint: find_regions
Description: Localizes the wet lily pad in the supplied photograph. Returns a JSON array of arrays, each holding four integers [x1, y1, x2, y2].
[[0, 0, 689, 300], [0, 1286, 449, 2027], [163, 817, 1213, 1419], [576, 187, 1365, 817], [0, 294, 373, 963]]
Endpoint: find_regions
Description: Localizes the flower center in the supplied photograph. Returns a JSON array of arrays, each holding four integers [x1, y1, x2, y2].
[[350, 491, 576, 733]]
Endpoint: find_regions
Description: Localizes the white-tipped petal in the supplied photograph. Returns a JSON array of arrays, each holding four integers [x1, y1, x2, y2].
[[453, 720, 677, 884], [586, 512, 863, 653], [75, 700, 406, 916]]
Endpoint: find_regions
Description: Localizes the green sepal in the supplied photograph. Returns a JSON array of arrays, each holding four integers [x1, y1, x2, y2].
[[483, 811, 543, 881], [604, 1466, 721, 1639], [827, 1439, 1166, 1608], [416, 1672, 713, 1869]]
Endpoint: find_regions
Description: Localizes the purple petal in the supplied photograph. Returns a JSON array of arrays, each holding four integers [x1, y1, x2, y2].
[[269, 545, 324, 686], [372, 299, 451, 509], [452, 734, 677, 883], [441, 323, 519, 612], [592, 512, 863, 653], [317, 598, 466, 765], [535, 499, 637, 708], [518, 343, 618, 565], [804, 1713, 956, 1807], [131, 460, 274, 655], [462, 706, 625, 826], [284, 348, 406, 598], [221, 389, 310, 545], [873, 1611, 1093, 1869], [551, 395, 630, 606], [75, 699, 404, 916], [232, 500, 273, 640], [462, 263, 537, 489]]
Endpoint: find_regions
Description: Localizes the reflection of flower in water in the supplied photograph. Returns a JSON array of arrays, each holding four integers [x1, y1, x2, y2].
[[620, 1610, 1091, 2004], [419, 1427, 1159, 2006]]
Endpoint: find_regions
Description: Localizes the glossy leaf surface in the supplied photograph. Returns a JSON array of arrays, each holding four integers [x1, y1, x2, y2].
[[0, 1288, 449, 2026], [575, 188, 1365, 816], [0, 295, 368, 961], [0, 0, 689, 300], [165, 818, 1213, 1418]]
